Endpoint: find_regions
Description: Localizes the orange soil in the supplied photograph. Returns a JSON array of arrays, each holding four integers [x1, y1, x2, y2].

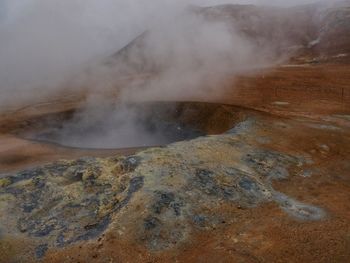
[[0, 60, 349, 263]]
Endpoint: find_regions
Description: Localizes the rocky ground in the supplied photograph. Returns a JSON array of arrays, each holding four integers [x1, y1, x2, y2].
[[1, 2, 350, 262], [1, 103, 350, 262]]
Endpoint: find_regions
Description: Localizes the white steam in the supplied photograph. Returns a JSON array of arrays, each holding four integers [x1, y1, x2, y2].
[[0, 0, 341, 148], [0, 0, 339, 107], [0, 0, 187, 106], [0, 0, 326, 107]]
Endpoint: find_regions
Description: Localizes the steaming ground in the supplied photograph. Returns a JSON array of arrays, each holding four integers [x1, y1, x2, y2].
[[1, 98, 350, 262], [0, 0, 344, 119], [29, 103, 204, 149], [0, 1, 350, 261], [1, 0, 326, 108], [0, 0, 348, 155]]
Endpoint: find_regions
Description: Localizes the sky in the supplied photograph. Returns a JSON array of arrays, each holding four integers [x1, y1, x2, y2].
[[198, 0, 320, 6], [0, 0, 322, 23]]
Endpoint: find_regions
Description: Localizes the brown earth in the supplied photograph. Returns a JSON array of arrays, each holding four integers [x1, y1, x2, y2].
[[26, 93, 350, 263], [1, 3, 350, 263], [0, 58, 349, 262], [222, 60, 350, 117]]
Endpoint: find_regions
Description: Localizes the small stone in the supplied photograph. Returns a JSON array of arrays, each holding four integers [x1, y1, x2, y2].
[[74, 170, 84, 181], [193, 215, 206, 227], [0, 178, 11, 188], [319, 144, 330, 152], [121, 156, 142, 172], [144, 216, 160, 230], [239, 178, 256, 191], [301, 170, 313, 178], [35, 244, 48, 259]]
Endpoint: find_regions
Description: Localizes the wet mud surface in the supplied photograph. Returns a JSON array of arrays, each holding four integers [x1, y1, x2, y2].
[[10, 102, 244, 149]]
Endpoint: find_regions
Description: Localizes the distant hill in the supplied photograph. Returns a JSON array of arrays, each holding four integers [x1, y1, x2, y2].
[[102, 1, 350, 75]]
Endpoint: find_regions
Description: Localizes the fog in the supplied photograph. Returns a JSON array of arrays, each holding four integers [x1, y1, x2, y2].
[[0, 0, 339, 107], [199, 0, 322, 6], [0, 0, 187, 107], [0, 0, 340, 148]]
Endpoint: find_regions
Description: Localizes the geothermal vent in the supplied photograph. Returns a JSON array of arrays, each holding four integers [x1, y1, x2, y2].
[[12, 102, 246, 150]]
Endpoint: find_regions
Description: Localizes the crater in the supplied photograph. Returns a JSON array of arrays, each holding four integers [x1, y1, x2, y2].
[[11, 102, 246, 150]]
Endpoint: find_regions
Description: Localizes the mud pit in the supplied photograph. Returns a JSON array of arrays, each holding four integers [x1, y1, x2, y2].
[[2, 106, 349, 263], [1, 95, 350, 263], [12, 102, 245, 149]]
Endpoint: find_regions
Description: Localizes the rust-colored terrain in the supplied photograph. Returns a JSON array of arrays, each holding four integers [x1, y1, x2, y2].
[[0, 2, 350, 263]]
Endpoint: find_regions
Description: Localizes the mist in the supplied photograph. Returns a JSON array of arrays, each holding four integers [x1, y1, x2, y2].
[[0, 0, 184, 107], [0, 0, 340, 148], [0, 0, 339, 106]]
